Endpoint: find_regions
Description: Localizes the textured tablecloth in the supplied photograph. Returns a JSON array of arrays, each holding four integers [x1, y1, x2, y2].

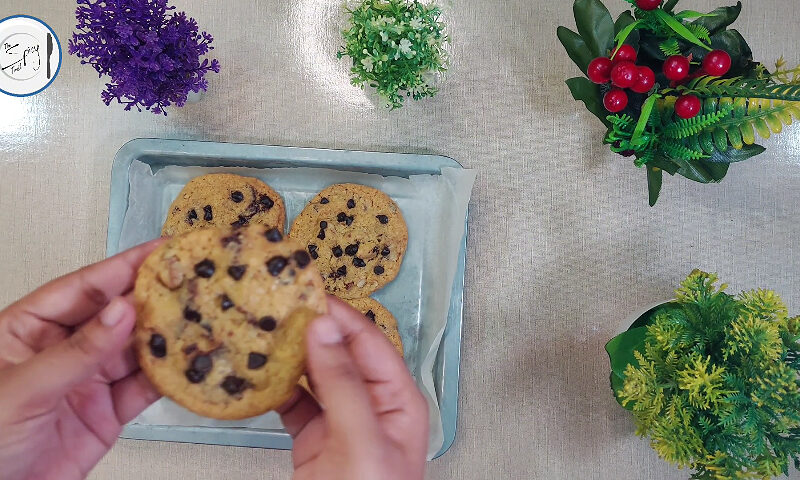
[[1, 0, 798, 478]]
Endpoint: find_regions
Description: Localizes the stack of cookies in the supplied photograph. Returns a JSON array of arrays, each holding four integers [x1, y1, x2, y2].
[[134, 174, 407, 419]]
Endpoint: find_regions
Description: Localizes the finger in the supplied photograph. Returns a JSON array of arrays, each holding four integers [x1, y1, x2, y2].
[[2, 297, 136, 414], [306, 315, 379, 442], [7, 238, 164, 327], [327, 297, 429, 456], [98, 344, 137, 383], [111, 370, 161, 424], [327, 298, 420, 396], [276, 387, 322, 438]]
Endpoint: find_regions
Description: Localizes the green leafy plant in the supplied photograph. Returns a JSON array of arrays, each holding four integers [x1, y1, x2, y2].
[[338, 0, 449, 109], [606, 270, 800, 479], [558, 0, 800, 206]]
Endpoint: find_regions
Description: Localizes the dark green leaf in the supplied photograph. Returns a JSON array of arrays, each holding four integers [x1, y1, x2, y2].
[[691, 2, 742, 35], [557, 26, 594, 73], [650, 156, 681, 175], [647, 166, 663, 207], [663, 0, 679, 12], [605, 327, 648, 380], [707, 143, 766, 163], [674, 158, 714, 183], [566, 77, 611, 128], [573, 0, 615, 58]]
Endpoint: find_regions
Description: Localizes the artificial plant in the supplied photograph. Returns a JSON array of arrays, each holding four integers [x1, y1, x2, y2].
[[338, 0, 449, 109], [69, 0, 220, 115], [606, 270, 800, 479], [558, 0, 800, 206]]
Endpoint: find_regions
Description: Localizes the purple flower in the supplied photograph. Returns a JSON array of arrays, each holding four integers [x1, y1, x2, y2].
[[68, 0, 220, 115]]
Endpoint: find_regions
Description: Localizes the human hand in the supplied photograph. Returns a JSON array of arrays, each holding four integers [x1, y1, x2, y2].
[[0, 240, 164, 480], [279, 297, 429, 480]]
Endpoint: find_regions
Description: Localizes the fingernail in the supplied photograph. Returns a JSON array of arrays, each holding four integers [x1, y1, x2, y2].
[[312, 316, 342, 345], [101, 299, 128, 327]]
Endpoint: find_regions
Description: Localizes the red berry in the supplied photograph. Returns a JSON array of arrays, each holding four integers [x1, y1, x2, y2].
[[675, 95, 701, 119], [610, 61, 638, 89], [636, 0, 662, 10], [611, 44, 637, 64], [587, 57, 613, 84], [702, 50, 732, 77], [604, 89, 629, 113], [631, 66, 655, 93], [663, 55, 690, 81]]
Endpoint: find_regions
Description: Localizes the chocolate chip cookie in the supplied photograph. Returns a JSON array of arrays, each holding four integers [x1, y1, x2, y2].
[[346, 297, 404, 356], [134, 225, 326, 420], [289, 184, 408, 299], [161, 174, 286, 237], [299, 297, 403, 393]]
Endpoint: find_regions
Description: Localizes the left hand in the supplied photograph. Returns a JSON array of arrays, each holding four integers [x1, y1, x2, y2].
[[0, 240, 164, 480]]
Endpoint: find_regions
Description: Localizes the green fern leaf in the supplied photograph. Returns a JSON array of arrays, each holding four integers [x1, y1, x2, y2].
[[709, 99, 800, 146], [659, 38, 681, 57], [662, 105, 733, 139], [661, 140, 709, 161], [680, 76, 800, 102], [686, 24, 711, 43]]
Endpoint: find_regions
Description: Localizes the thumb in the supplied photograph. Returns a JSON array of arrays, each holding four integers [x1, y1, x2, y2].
[[3, 297, 136, 412], [306, 315, 379, 441]]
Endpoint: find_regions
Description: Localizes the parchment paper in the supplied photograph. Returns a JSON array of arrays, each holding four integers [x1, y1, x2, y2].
[[119, 160, 475, 459]]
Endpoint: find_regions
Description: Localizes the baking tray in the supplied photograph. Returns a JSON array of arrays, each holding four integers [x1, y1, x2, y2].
[[106, 138, 466, 458]]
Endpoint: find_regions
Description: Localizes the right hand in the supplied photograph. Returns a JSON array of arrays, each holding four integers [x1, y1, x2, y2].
[[278, 297, 429, 480]]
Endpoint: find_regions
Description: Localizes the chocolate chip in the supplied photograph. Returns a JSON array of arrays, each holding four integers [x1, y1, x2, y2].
[[231, 215, 249, 228], [320, 197, 329, 204], [192, 354, 213, 373], [267, 256, 288, 276], [258, 316, 277, 331], [332, 246, 343, 258], [365, 310, 376, 323], [345, 215, 354, 226], [345, 244, 359, 256], [248, 353, 268, 369], [317, 230, 325, 240], [259, 195, 274, 210], [221, 376, 247, 395], [221, 294, 234, 311], [376, 215, 389, 224], [353, 258, 366, 268], [183, 306, 202, 323], [228, 265, 247, 280], [186, 354, 213, 383], [337, 212, 347, 223], [149, 334, 167, 358], [374, 265, 385, 275], [183, 343, 198, 355], [308, 244, 319, 259], [336, 265, 348, 277], [203, 205, 213, 221], [187, 209, 198, 225], [265, 228, 283, 242], [347, 199, 356, 209], [231, 191, 244, 203], [320, 221, 328, 229], [186, 369, 206, 383], [292, 250, 311, 268], [381, 246, 390, 257], [195, 259, 215, 278]]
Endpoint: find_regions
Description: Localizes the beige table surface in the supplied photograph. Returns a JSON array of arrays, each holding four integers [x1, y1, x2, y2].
[[1, 0, 799, 479]]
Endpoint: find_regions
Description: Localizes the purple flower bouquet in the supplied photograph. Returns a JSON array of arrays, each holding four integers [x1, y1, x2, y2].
[[69, 0, 220, 115]]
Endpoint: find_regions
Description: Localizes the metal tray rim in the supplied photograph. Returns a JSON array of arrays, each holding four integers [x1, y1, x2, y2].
[[108, 138, 467, 459]]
